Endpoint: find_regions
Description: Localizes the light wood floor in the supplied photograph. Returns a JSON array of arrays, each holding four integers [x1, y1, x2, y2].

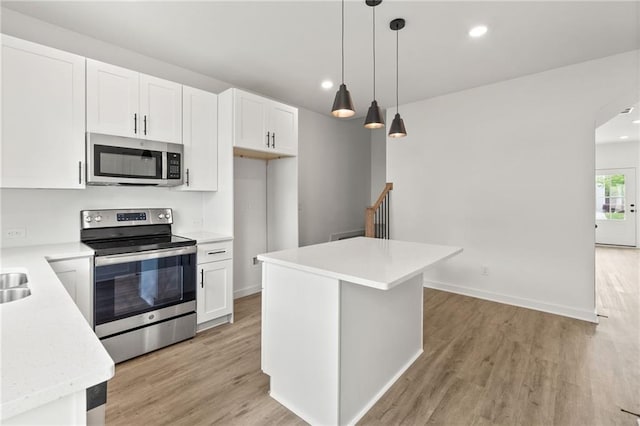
[[106, 247, 639, 425]]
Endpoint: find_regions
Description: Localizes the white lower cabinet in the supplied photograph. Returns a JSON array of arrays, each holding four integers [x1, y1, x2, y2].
[[48, 257, 93, 326], [197, 241, 233, 330]]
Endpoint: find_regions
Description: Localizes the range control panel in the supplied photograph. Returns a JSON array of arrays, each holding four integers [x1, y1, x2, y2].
[[81, 208, 173, 229]]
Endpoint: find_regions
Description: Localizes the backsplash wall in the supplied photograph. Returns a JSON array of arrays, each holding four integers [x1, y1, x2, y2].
[[0, 186, 205, 248]]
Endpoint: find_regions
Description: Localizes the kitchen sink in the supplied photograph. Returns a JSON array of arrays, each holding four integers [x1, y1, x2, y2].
[[0, 272, 28, 289], [0, 287, 31, 304], [0, 271, 31, 303]]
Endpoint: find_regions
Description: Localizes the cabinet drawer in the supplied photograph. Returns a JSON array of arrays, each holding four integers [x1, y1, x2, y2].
[[197, 241, 232, 263]]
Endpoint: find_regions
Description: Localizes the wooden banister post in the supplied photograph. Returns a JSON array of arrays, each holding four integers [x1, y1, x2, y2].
[[365, 207, 375, 238]]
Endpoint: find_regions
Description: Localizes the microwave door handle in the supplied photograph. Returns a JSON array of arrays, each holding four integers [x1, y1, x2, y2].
[[162, 151, 168, 179]]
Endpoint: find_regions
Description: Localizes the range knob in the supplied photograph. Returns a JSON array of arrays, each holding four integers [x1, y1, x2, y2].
[[165, 212, 171, 220], [95, 215, 102, 222], [158, 213, 165, 219], [84, 216, 92, 223]]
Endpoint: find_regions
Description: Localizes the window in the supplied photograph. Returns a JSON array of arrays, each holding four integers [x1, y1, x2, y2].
[[596, 174, 625, 220]]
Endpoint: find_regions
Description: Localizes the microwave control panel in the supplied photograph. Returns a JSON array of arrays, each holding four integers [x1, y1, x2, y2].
[[167, 153, 181, 180]]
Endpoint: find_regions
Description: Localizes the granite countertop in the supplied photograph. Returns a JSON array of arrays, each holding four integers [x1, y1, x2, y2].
[[178, 231, 233, 244], [0, 242, 114, 420]]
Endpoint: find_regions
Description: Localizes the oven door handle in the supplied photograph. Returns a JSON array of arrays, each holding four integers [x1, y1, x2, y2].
[[95, 246, 197, 266]]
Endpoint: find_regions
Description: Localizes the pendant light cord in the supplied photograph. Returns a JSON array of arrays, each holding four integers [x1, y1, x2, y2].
[[341, 0, 345, 84], [372, 6, 376, 100], [395, 28, 399, 114]]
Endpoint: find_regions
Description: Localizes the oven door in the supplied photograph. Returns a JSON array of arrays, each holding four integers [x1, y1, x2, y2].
[[94, 246, 196, 338]]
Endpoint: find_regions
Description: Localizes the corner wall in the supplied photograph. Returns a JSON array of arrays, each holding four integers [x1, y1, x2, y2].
[[298, 109, 371, 246], [387, 50, 639, 322]]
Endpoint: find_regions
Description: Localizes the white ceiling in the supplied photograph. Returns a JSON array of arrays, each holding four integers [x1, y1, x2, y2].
[[3, 1, 639, 118], [596, 103, 640, 145]]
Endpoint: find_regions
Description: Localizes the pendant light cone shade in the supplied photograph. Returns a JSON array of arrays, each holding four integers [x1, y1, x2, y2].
[[364, 100, 384, 129], [331, 0, 355, 118], [332, 84, 356, 118], [364, 0, 384, 129], [389, 18, 407, 138], [388, 113, 407, 138]]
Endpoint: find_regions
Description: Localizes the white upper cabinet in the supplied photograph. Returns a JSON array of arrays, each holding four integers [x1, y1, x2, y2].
[[179, 86, 218, 191], [86, 59, 138, 138], [268, 101, 298, 156], [139, 74, 182, 143], [1, 35, 86, 189], [86, 59, 182, 144], [230, 89, 297, 157]]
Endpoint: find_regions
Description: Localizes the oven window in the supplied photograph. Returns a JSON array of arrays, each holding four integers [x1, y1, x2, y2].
[[95, 253, 196, 325], [94, 144, 162, 179]]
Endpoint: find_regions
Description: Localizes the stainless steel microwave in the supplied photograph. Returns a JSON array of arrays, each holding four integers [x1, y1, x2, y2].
[[86, 133, 183, 186]]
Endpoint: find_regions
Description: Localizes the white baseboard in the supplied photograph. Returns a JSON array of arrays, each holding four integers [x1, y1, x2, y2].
[[424, 280, 598, 323], [234, 284, 262, 299]]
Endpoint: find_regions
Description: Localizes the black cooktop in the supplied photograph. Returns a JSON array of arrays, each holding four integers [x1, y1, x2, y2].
[[84, 234, 196, 257]]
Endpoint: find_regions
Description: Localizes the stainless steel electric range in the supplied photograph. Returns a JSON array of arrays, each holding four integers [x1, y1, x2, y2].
[[81, 208, 197, 363]]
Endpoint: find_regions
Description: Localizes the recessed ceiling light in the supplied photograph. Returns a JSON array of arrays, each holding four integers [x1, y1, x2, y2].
[[469, 25, 488, 38], [633, 119, 640, 124], [620, 135, 629, 139], [321, 80, 334, 90]]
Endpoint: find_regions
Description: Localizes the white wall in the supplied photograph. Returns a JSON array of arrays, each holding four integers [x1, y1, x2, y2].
[[596, 140, 640, 246], [298, 109, 371, 246], [370, 126, 387, 204], [387, 50, 639, 323], [233, 157, 267, 298]]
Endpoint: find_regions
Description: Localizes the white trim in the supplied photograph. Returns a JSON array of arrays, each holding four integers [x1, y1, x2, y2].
[[330, 229, 365, 241], [344, 349, 423, 426], [424, 280, 598, 324], [234, 284, 262, 299]]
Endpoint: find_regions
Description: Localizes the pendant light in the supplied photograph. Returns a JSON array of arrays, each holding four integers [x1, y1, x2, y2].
[[364, 0, 384, 129], [331, 0, 356, 118], [388, 18, 407, 138]]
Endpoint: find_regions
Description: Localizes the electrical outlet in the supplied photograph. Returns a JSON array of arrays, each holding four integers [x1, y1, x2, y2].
[[4, 228, 26, 239], [481, 265, 490, 276]]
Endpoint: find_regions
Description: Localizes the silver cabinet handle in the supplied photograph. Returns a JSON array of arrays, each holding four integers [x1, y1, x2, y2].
[[266, 131, 270, 148], [134, 113, 137, 134], [272, 132, 276, 148], [201, 269, 204, 288], [78, 161, 82, 184], [186, 168, 190, 187], [143, 115, 147, 135], [206, 250, 226, 255]]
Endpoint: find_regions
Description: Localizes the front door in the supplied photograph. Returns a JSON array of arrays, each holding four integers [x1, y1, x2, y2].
[[595, 168, 637, 246]]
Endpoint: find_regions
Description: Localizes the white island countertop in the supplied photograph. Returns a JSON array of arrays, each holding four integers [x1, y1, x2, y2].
[[0, 242, 114, 421], [257, 237, 463, 290]]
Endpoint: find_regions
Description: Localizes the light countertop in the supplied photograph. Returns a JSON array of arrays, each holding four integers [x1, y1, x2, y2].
[[0, 242, 114, 420], [257, 237, 463, 290], [178, 231, 233, 244]]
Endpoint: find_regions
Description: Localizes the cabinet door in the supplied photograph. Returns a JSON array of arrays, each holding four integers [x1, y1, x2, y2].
[[180, 86, 218, 191], [268, 102, 298, 156], [48, 257, 93, 326], [233, 89, 269, 152], [197, 259, 233, 324], [1, 35, 86, 189], [86, 58, 139, 138], [139, 74, 182, 143]]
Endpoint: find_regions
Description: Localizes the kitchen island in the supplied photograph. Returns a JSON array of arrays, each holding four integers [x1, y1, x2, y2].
[[257, 237, 462, 425]]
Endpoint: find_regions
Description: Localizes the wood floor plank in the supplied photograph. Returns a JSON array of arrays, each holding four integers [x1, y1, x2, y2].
[[106, 247, 639, 425]]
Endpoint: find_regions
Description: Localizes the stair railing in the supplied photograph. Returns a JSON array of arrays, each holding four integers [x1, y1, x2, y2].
[[365, 182, 393, 239]]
